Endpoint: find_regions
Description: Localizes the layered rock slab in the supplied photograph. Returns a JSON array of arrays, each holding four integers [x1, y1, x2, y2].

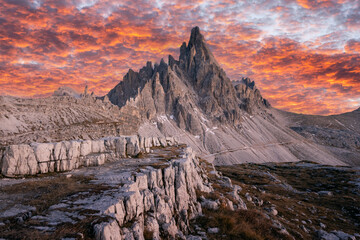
[[0, 135, 177, 177]]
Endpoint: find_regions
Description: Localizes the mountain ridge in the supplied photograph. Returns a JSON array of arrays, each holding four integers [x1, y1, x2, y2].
[[106, 27, 350, 166]]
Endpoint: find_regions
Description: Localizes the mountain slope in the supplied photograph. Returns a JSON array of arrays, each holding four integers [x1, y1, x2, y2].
[[273, 108, 360, 166], [0, 94, 140, 146], [107, 27, 347, 166]]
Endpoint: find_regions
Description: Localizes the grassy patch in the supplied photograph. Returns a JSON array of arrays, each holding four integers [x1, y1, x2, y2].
[[217, 163, 360, 238], [195, 207, 292, 240], [0, 175, 110, 214]]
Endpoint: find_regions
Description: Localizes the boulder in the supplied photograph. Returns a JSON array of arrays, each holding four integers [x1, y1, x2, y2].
[[126, 136, 140, 156], [115, 137, 126, 157], [54, 142, 67, 160], [31, 143, 54, 162], [1, 144, 38, 176], [80, 140, 92, 156], [92, 139, 106, 153], [67, 141, 81, 160], [94, 219, 122, 240]]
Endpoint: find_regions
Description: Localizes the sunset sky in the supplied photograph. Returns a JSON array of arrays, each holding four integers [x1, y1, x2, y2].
[[0, 0, 359, 115]]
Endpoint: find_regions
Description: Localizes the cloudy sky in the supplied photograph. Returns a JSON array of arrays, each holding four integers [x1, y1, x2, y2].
[[0, 0, 359, 115]]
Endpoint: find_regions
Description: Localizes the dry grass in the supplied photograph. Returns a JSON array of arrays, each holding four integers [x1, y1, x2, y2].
[[0, 175, 110, 214], [143, 145, 186, 169], [143, 229, 154, 240], [217, 162, 360, 238], [0, 174, 112, 239], [195, 207, 292, 240]]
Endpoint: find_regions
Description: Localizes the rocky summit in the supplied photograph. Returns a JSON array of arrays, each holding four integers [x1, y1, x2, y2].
[[0, 27, 359, 240], [107, 26, 268, 132]]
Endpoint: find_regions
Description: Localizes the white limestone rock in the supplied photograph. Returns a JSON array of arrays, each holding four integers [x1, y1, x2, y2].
[[84, 154, 106, 166], [126, 136, 140, 156], [124, 190, 143, 222], [67, 141, 81, 160], [115, 137, 126, 157], [92, 146, 221, 240], [166, 137, 176, 146], [159, 137, 167, 147], [144, 137, 153, 148], [54, 142, 67, 160], [135, 173, 148, 191], [142, 189, 155, 212], [31, 143, 54, 162], [1, 144, 38, 176], [152, 137, 161, 147], [80, 140, 92, 156], [0, 135, 179, 177], [38, 162, 49, 174], [144, 216, 160, 240], [104, 138, 117, 152], [92, 139, 106, 154], [131, 221, 145, 240], [94, 219, 122, 240]]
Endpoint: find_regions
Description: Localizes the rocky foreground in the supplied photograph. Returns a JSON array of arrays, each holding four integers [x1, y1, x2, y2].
[[0, 145, 250, 239], [1, 144, 358, 240]]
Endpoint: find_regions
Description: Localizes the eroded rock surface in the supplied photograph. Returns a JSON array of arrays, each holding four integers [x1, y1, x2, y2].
[[0, 135, 177, 177]]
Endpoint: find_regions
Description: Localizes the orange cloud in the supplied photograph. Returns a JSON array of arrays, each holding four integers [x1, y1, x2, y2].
[[0, 0, 359, 115]]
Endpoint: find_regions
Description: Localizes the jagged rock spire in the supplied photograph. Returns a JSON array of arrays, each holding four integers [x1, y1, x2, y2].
[[107, 26, 269, 132], [179, 26, 218, 76]]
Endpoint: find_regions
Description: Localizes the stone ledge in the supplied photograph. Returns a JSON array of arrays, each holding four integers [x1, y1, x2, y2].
[[0, 135, 178, 177]]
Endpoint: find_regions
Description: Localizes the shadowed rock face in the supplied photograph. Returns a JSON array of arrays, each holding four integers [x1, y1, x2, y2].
[[234, 77, 271, 114], [107, 27, 269, 135]]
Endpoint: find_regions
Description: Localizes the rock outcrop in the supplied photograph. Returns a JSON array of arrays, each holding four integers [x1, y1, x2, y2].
[[0, 135, 177, 177], [0, 145, 247, 239], [93, 147, 208, 239], [92, 147, 245, 239], [234, 77, 270, 114]]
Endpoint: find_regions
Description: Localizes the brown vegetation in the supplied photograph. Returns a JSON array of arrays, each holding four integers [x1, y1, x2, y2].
[[195, 207, 292, 240], [218, 162, 360, 238]]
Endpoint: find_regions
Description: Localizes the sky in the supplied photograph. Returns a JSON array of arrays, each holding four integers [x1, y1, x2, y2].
[[0, 0, 359, 115]]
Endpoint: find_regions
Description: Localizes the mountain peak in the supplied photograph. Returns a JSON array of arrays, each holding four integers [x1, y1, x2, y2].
[[179, 26, 219, 79], [188, 26, 204, 48], [108, 27, 270, 131]]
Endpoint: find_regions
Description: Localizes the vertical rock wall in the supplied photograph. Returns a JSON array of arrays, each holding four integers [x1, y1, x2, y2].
[[93, 147, 213, 240]]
